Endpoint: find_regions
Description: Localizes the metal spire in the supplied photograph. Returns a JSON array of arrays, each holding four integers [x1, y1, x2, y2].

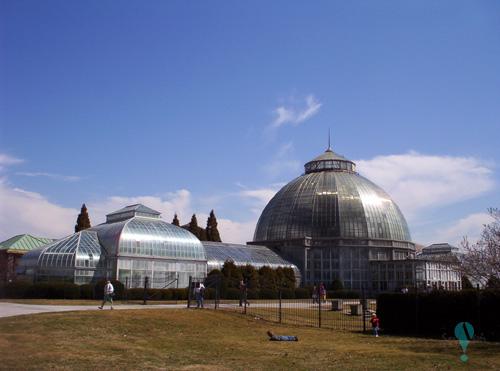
[[326, 128, 332, 152]]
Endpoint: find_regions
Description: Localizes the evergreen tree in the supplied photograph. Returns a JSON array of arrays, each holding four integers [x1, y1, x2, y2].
[[241, 264, 260, 291], [199, 227, 208, 241], [282, 267, 296, 288], [205, 268, 223, 287], [206, 210, 222, 242], [221, 261, 243, 288], [188, 214, 200, 239], [258, 266, 278, 291], [182, 214, 208, 241], [75, 203, 91, 233], [172, 214, 180, 226]]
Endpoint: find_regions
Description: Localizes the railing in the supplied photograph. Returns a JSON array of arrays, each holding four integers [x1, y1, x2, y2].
[[186, 276, 376, 333]]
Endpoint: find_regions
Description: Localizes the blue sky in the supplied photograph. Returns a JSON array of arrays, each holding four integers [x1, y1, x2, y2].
[[1, 1, 499, 245]]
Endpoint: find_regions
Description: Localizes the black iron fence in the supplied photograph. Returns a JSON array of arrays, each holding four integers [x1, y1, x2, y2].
[[186, 276, 377, 333]]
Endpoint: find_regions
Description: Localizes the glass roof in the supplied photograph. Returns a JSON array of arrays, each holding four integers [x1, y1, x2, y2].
[[0, 234, 54, 251], [118, 217, 206, 260], [17, 230, 106, 280], [203, 241, 298, 271], [304, 148, 356, 174], [254, 149, 412, 243], [106, 204, 161, 223]]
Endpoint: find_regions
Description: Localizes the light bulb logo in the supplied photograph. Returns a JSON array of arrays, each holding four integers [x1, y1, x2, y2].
[[454, 322, 474, 362]]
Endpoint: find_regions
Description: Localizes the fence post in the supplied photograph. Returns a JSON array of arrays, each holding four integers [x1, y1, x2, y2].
[[125, 276, 129, 303], [362, 287, 366, 333], [318, 288, 322, 328], [215, 279, 219, 310], [187, 276, 192, 308], [476, 288, 481, 337], [279, 289, 282, 324], [143, 276, 149, 305], [415, 292, 419, 335], [244, 294, 247, 315]]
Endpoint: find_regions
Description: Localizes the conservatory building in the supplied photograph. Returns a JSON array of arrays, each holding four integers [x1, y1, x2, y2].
[[16, 204, 300, 288], [250, 145, 416, 291], [17, 204, 207, 288]]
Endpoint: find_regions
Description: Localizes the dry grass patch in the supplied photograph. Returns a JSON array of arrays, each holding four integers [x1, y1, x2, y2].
[[0, 309, 499, 370]]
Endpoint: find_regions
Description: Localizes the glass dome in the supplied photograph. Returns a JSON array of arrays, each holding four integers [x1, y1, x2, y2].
[[17, 230, 107, 284], [254, 148, 411, 243], [17, 204, 207, 288]]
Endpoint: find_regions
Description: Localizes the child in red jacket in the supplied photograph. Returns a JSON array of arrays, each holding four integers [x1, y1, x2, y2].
[[370, 313, 380, 337]]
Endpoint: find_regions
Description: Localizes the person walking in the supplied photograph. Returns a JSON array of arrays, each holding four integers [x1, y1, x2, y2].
[[319, 282, 326, 303], [370, 313, 380, 337], [312, 285, 318, 304], [239, 279, 249, 307], [199, 283, 205, 308], [194, 282, 202, 308], [98, 280, 114, 310]]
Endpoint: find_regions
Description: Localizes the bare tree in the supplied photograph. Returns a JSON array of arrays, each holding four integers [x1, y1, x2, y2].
[[460, 208, 500, 284]]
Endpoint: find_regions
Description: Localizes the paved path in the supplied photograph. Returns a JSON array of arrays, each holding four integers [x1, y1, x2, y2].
[[0, 302, 186, 318]]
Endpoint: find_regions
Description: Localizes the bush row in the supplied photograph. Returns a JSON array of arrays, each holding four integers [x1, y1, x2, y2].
[[377, 290, 500, 341], [192, 287, 359, 300], [1, 280, 359, 301], [1, 280, 126, 300]]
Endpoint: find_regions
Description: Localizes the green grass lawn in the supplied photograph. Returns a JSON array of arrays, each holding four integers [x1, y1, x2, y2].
[[1, 309, 499, 370]]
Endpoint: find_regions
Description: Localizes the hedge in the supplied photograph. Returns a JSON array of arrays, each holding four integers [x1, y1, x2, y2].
[[377, 290, 500, 341], [0, 281, 190, 301], [2, 281, 359, 301]]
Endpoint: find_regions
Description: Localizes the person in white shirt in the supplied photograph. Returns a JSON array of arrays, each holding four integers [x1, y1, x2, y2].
[[98, 280, 114, 310]]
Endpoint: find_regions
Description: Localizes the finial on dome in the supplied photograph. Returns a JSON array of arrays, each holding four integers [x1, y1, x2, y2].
[[326, 128, 332, 152]]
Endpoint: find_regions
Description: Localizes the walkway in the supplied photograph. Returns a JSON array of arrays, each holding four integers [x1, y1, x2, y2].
[[0, 302, 186, 318]]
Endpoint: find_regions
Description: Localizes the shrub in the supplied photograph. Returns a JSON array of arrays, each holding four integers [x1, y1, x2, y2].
[[377, 290, 500, 341], [480, 290, 500, 340], [126, 288, 145, 300], [5, 281, 32, 298], [294, 288, 310, 299], [260, 288, 278, 299], [203, 287, 215, 300], [224, 288, 241, 300], [247, 289, 259, 300], [280, 288, 295, 299], [171, 288, 188, 300], [161, 289, 174, 300], [328, 290, 359, 299], [79, 284, 94, 299]]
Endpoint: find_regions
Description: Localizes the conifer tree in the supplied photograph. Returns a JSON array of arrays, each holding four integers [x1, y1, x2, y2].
[[75, 203, 91, 233], [206, 210, 222, 242], [188, 214, 200, 239], [172, 214, 180, 226]]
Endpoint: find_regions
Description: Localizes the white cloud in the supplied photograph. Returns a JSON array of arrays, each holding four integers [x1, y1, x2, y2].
[[240, 188, 278, 207], [87, 190, 193, 226], [216, 218, 257, 244], [0, 153, 23, 170], [88, 191, 257, 244], [415, 212, 494, 247], [356, 151, 495, 219], [271, 94, 322, 128], [16, 172, 81, 182], [263, 141, 301, 178], [0, 179, 77, 240]]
